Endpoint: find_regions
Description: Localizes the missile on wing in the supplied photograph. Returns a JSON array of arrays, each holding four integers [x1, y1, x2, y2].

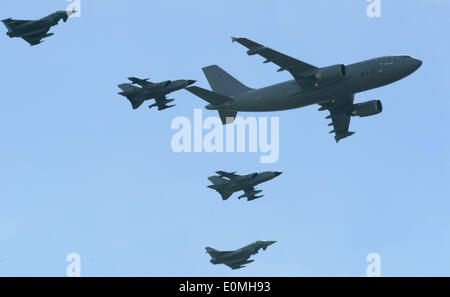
[[149, 99, 175, 109]]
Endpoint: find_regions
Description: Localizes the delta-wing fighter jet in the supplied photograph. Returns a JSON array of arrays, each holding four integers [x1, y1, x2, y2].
[[118, 77, 196, 110], [207, 171, 282, 201], [206, 240, 276, 270], [2, 10, 76, 46], [187, 37, 422, 142]]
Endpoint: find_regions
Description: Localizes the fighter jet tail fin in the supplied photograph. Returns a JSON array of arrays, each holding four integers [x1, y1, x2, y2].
[[205, 247, 218, 254], [202, 65, 253, 96], [118, 83, 139, 93], [208, 176, 227, 186]]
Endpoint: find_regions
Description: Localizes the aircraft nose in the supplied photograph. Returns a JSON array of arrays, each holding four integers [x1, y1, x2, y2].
[[413, 58, 423, 69], [266, 241, 277, 246], [188, 80, 197, 85], [409, 57, 422, 71], [274, 172, 283, 177]]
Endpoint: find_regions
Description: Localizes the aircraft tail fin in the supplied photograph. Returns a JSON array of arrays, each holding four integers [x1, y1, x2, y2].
[[208, 176, 227, 186], [205, 247, 220, 259], [202, 65, 253, 96], [118, 83, 139, 93], [205, 247, 217, 253]]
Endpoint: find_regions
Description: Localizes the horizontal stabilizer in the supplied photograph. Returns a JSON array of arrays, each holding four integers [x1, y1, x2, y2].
[[219, 191, 233, 201], [186, 86, 233, 106], [130, 99, 144, 110]]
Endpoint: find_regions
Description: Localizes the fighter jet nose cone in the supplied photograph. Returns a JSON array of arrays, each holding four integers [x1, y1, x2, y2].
[[267, 241, 277, 246], [415, 58, 423, 69], [409, 57, 422, 71], [274, 172, 283, 177], [188, 80, 197, 85]]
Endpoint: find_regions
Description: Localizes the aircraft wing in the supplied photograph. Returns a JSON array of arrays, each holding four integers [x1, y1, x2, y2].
[[128, 77, 153, 87], [207, 249, 239, 260], [2, 19, 33, 31], [232, 37, 318, 80], [319, 93, 356, 143], [224, 256, 251, 270], [2, 19, 51, 45], [22, 29, 51, 45]]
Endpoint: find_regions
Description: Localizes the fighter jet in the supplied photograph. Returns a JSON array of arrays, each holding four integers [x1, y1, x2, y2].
[[207, 171, 282, 201], [2, 10, 76, 46], [117, 77, 196, 110], [186, 37, 422, 142], [206, 240, 276, 270]]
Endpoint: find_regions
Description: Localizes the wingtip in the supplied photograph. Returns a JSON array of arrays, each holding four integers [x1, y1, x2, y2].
[[335, 131, 356, 143]]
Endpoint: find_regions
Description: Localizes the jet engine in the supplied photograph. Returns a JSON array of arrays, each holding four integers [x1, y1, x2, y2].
[[314, 64, 346, 82], [351, 100, 383, 117]]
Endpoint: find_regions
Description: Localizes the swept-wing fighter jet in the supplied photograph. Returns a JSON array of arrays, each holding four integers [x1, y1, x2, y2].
[[118, 77, 196, 110], [206, 240, 276, 270], [2, 10, 76, 46], [186, 37, 422, 142], [207, 171, 282, 201]]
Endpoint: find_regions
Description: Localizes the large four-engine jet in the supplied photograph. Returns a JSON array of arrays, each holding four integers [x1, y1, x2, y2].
[[118, 77, 196, 110], [207, 171, 282, 201], [2, 10, 76, 46], [187, 37, 422, 142], [206, 240, 276, 270]]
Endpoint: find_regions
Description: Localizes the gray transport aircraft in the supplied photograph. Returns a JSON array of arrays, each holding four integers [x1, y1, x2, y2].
[[187, 37, 422, 142], [207, 171, 282, 201], [118, 77, 196, 110], [206, 240, 276, 270], [2, 10, 76, 46]]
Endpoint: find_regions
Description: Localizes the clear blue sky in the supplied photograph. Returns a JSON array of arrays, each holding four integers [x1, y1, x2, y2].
[[0, 0, 449, 276]]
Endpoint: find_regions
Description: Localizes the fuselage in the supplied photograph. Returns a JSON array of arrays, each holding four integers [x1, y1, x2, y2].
[[220, 171, 281, 192], [127, 79, 195, 101], [209, 241, 276, 264], [210, 55, 422, 112], [4, 11, 68, 37]]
